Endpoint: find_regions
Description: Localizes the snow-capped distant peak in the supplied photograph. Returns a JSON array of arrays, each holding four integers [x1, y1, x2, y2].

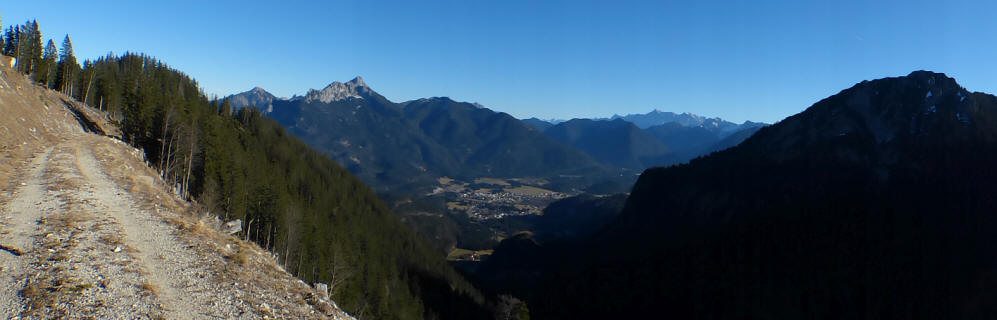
[[305, 76, 371, 103]]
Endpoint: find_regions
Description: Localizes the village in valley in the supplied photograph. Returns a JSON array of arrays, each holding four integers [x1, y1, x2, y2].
[[432, 177, 568, 221]]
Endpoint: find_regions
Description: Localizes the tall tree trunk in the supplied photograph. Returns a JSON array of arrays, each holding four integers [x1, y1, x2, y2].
[[245, 218, 254, 242], [158, 109, 172, 172], [83, 69, 95, 105], [183, 119, 196, 199], [265, 222, 272, 251]]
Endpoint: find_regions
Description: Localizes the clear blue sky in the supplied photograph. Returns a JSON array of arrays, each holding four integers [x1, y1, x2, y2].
[[4, 0, 996, 123]]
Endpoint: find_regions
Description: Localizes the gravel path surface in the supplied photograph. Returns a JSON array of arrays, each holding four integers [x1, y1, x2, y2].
[[0, 147, 54, 317], [0, 137, 353, 319]]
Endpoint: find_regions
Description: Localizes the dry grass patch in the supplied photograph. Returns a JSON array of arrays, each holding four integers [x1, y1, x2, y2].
[[126, 174, 157, 196], [168, 214, 213, 238], [21, 275, 93, 316], [49, 211, 89, 230], [68, 282, 95, 294], [225, 242, 251, 267], [121, 265, 142, 274], [138, 281, 159, 297], [45, 174, 85, 191], [99, 234, 124, 247], [21, 278, 59, 314], [110, 259, 131, 267], [49, 251, 70, 262]]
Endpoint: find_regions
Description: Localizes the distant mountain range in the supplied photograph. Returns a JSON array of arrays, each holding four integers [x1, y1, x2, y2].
[[526, 112, 766, 167], [482, 71, 997, 319], [227, 78, 606, 191], [526, 109, 764, 132], [226, 79, 766, 192], [610, 109, 764, 131]]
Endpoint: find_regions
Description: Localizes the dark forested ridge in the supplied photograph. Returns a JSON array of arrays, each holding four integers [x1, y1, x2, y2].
[[402, 97, 603, 180], [505, 71, 997, 319], [237, 81, 607, 192], [520, 117, 555, 131], [2, 18, 491, 320]]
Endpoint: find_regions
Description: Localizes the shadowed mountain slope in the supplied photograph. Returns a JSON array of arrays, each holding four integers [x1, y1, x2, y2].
[[495, 71, 997, 319]]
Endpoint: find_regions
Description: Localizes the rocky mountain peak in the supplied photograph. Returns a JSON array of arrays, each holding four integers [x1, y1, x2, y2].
[[348, 76, 366, 87], [305, 76, 372, 103], [227, 86, 277, 112]]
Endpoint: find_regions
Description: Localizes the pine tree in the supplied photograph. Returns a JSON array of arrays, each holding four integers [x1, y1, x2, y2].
[[15, 21, 37, 74], [41, 39, 57, 87], [0, 12, 4, 55], [7, 26, 19, 60], [55, 35, 79, 96], [27, 21, 43, 79], [0, 12, 5, 54], [2, 26, 14, 56], [219, 98, 233, 116]]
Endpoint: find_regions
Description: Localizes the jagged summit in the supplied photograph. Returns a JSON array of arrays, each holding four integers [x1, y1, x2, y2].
[[348, 76, 366, 87], [305, 76, 373, 103], [609, 109, 747, 131]]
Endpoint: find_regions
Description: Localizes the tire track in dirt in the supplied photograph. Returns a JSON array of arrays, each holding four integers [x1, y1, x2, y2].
[[71, 143, 198, 319], [0, 147, 55, 317]]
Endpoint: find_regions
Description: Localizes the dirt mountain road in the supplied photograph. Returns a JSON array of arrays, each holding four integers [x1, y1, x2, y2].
[[0, 65, 351, 319]]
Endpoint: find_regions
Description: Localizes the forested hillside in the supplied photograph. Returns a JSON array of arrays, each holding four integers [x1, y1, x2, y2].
[[1, 18, 488, 320]]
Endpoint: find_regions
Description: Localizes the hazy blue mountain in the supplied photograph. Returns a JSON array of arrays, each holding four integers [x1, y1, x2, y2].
[[704, 125, 763, 153], [544, 118, 672, 169], [642, 122, 721, 161], [401, 97, 602, 179], [642, 121, 766, 162], [521, 117, 554, 131], [523, 110, 766, 166]]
